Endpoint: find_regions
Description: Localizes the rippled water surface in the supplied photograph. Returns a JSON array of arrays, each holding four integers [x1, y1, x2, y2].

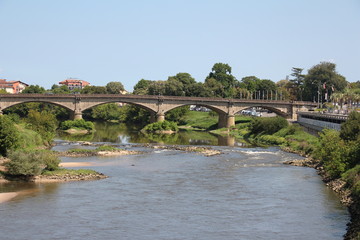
[[0, 142, 349, 240]]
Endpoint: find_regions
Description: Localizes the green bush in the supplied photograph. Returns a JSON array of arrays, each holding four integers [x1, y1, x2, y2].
[[249, 116, 288, 135], [26, 110, 58, 143], [17, 125, 44, 149], [89, 103, 126, 121], [258, 135, 286, 145], [340, 111, 360, 141], [313, 129, 350, 179], [60, 119, 95, 131], [142, 120, 178, 132], [274, 124, 302, 137], [342, 165, 360, 199], [38, 150, 61, 171], [0, 116, 20, 156], [166, 106, 189, 124], [5, 151, 43, 176], [5, 150, 60, 176]]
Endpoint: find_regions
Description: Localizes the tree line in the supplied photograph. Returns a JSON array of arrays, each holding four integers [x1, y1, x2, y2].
[[2, 61, 356, 103]]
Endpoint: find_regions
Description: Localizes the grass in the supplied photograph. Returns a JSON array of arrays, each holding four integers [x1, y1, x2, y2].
[[15, 123, 44, 149], [67, 145, 121, 154], [180, 111, 218, 130], [180, 111, 251, 130], [42, 168, 99, 176], [67, 148, 95, 153]]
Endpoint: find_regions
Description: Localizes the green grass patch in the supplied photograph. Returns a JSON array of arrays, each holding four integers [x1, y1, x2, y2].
[[67, 148, 95, 153], [95, 145, 119, 151], [342, 165, 360, 200], [180, 111, 218, 130], [42, 168, 98, 176], [15, 123, 44, 149]]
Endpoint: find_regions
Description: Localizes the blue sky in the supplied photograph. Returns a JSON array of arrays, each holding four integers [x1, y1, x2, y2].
[[0, 0, 359, 91]]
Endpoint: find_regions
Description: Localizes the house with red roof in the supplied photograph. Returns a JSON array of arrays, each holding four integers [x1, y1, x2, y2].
[[0, 79, 29, 94], [59, 78, 90, 90]]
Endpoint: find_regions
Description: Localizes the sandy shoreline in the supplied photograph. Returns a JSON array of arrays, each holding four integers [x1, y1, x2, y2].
[[59, 162, 93, 167], [0, 192, 18, 203]]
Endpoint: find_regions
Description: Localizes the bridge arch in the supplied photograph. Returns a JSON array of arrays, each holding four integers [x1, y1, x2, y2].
[[162, 103, 227, 115], [235, 105, 288, 118], [161, 103, 231, 128], [79, 100, 160, 123], [80, 100, 157, 116], [0, 100, 75, 117]]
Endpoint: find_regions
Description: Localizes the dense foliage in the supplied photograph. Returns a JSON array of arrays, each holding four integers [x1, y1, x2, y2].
[[142, 120, 178, 132], [314, 112, 360, 181], [303, 62, 347, 102], [248, 116, 289, 135], [21, 85, 46, 94], [340, 111, 360, 141], [26, 110, 58, 143], [5, 150, 60, 176], [0, 116, 20, 156], [60, 119, 95, 131], [165, 106, 190, 124]]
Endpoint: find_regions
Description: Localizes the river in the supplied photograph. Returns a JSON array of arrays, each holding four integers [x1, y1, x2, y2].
[[0, 122, 349, 240]]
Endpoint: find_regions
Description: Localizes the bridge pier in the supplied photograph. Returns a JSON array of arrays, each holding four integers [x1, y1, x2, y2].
[[218, 113, 235, 128], [156, 113, 165, 122], [71, 111, 83, 120]]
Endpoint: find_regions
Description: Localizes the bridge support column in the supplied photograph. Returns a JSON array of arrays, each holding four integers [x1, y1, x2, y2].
[[71, 110, 83, 120], [156, 113, 165, 122], [218, 114, 235, 128]]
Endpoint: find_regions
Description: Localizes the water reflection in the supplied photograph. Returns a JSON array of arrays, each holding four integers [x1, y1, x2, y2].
[[0, 181, 61, 203], [57, 122, 248, 146]]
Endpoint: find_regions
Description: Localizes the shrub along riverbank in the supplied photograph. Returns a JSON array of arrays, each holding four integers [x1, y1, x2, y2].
[[0, 115, 104, 182]]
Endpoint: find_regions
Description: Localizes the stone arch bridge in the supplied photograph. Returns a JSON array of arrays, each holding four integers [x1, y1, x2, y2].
[[0, 94, 317, 127]]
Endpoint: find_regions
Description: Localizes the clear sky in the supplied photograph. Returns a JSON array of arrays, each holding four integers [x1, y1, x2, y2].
[[0, 0, 359, 91]]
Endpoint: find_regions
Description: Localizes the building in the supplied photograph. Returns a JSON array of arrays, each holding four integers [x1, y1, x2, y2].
[[59, 78, 90, 90], [0, 79, 29, 94]]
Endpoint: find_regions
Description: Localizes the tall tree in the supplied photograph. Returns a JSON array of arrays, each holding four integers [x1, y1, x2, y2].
[[239, 76, 261, 92], [165, 78, 184, 96], [303, 62, 347, 102], [206, 63, 237, 97], [167, 73, 197, 96], [290, 67, 305, 100], [147, 81, 166, 95], [106, 81, 125, 94], [133, 79, 152, 95], [0, 116, 20, 156], [21, 85, 46, 94], [204, 78, 225, 98], [51, 84, 70, 94]]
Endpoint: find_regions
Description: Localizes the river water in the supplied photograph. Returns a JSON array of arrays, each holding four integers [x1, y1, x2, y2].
[[0, 122, 349, 240]]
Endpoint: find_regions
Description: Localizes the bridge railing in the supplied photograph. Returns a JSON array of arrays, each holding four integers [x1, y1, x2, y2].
[[297, 111, 348, 122]]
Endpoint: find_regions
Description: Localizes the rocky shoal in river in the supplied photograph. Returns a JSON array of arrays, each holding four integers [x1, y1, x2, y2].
[[34, 172, 108, 182], [144, 144, 222, 157]]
